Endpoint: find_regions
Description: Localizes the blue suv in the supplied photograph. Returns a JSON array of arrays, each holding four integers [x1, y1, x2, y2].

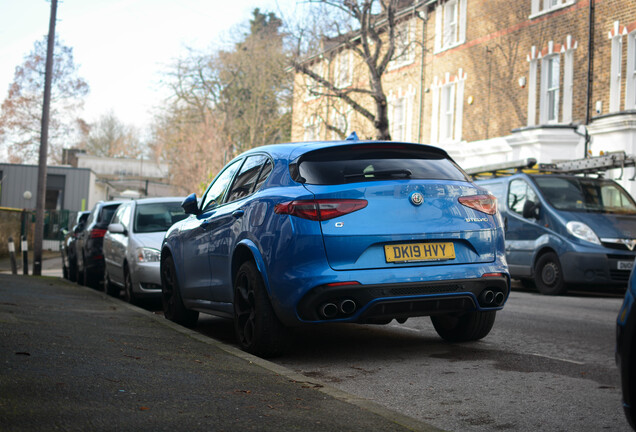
[[160, 139, 510, 356]]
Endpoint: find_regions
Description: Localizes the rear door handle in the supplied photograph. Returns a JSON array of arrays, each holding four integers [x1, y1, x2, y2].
[[232, 210, 245, 219]]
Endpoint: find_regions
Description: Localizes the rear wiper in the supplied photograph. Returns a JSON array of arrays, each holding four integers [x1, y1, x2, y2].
[[344, 169, 412, 180]]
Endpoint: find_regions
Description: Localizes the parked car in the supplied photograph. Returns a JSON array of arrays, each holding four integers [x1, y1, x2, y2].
[[160, 137, 510, 357], [103, 197, 187, 303], [476, 173, 636, 294], [618, 262, 636, 430], [60, 210, 91, 282], [76, 200, 123, 288]]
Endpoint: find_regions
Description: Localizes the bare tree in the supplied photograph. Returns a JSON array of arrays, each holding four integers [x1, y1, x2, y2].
[[0, 36, 89, 163], [288, 0, 421, 140], [80, 111, 143, 158]]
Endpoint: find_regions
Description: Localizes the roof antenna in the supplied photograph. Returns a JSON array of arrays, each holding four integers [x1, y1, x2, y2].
[[346, 131, 359, 141]]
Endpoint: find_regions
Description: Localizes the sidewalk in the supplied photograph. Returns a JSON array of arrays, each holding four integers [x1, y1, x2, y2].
[[0, 250, 63, 277], [0, 274, 440, 431]]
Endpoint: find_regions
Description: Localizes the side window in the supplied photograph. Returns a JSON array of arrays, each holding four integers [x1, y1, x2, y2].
[[226, 155, 271, 203], [253, 158, 273, 192], [508, 179, 537, 215], [201, 159, 242, 212], [120, 205, 132, 230], [111, 205, 125, 225]]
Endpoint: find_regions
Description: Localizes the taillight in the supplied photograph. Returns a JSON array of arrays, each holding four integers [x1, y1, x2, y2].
[[90, 228, 107, 238], [274, 199, 368, 221], [458, 194, 497, 215]]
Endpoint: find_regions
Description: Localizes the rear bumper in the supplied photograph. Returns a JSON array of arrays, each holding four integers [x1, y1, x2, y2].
[[296, 275, 510, 323]]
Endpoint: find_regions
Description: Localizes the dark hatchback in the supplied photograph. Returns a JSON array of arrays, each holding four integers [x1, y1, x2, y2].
[[76, 200, 122, 288], [60, 210, 90, 282], [618, 262, 636, 429]]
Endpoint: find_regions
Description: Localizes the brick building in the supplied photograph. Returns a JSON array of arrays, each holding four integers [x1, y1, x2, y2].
[[291, 0, 636, 194]]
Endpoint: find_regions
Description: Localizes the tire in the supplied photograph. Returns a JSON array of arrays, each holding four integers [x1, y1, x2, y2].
[[431, 310, 496, 342], [234, 261, 289, 357], [69, 258, 78, 283], [104, 268, 119, 297], [161, 254, 198, 328], [123, 267, 137, 305], [534, 252, 567, 295]]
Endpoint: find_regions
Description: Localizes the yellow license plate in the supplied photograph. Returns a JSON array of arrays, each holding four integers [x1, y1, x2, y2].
[[384, 242, 455, 263]]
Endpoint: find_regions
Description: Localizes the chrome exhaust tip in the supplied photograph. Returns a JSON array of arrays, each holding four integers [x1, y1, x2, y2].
[[339, 299, 357, 315], [320, 303, 338, 318]]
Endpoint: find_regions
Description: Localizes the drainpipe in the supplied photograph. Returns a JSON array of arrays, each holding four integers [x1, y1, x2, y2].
[[584, 0, 595, 158], [416, 10, 428, 143]]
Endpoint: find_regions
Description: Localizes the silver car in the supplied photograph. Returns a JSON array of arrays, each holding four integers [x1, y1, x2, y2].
[[103, 197, 187, 303]]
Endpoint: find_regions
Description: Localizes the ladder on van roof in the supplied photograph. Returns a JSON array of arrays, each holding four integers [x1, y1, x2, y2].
[[467, 152, 636, 180]]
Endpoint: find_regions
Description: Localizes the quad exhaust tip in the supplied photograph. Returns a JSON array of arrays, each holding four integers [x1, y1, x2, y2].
[[480, 289, 505, 307], [320, 298, 357, 319]]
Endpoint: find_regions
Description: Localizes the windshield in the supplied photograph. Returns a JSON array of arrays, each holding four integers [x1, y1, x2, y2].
[[533, 176, 636, 214], [134, 202, 188, 233]]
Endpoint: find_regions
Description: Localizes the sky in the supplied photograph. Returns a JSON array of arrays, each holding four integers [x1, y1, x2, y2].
[[0, 0, 299, 132]]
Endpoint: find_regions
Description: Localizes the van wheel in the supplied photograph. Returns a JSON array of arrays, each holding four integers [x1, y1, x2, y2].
[[161, 255, 198, 328], [534, 252, 567, 295], [431, 310, 496, 342], [234, 261, 289, 357]]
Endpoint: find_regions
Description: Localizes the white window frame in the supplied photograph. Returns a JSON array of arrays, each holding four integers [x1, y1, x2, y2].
[[540, 55, 560, 124], [610, 33, 623, 113], [627, 31, 636, 110], [390, 99, 406, 141], [334, 51, 352, 89], [330, 109, 350, 140], [304, 62, 323, 101], [434, 0, 467, 53], [440, 84, 456, 142], [530, 0, 576, 18], [389, 20, 415, 70], [430, 70, 465, 145], [527, 55, 538, 127], [303, 115, 320, 141]]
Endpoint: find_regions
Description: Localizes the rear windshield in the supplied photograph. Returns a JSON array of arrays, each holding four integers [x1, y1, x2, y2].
[[533, 176, 636, 214], [98, 205, 120, 226], [292, 144, 469, 185], [134, 202, 188, 233]]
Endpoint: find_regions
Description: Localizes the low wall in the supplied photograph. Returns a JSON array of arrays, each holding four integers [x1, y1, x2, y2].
[[0, 208, 33, 258]]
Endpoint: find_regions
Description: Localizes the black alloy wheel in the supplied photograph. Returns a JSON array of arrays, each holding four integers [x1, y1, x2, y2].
[[234, 261, 289, 358], [161, 255, 198, 328], [431, 310, 497, 342], [534, 252, 567, 295]]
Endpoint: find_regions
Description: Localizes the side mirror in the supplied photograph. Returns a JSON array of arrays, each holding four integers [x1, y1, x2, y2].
[[74, 222, 84, 234], [108, 223, 127, 235], [182, 193, 201, 216], [522, 200, 541, 219]]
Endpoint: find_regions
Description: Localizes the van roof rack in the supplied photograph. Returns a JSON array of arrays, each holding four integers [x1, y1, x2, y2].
[[467, 152, 636, 180], [466, 158, 537, 179]]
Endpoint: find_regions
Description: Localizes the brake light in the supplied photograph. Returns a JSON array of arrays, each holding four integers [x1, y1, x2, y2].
[[458, 194, 497, 215], [275, 199, 368, 221], [89, 228, 107, 238]]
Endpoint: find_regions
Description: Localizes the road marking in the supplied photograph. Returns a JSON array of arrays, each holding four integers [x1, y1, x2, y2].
[[530, 353, 585, 365]]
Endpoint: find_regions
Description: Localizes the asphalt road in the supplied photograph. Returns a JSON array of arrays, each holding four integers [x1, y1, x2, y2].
[[193, 287, 631, 432]]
